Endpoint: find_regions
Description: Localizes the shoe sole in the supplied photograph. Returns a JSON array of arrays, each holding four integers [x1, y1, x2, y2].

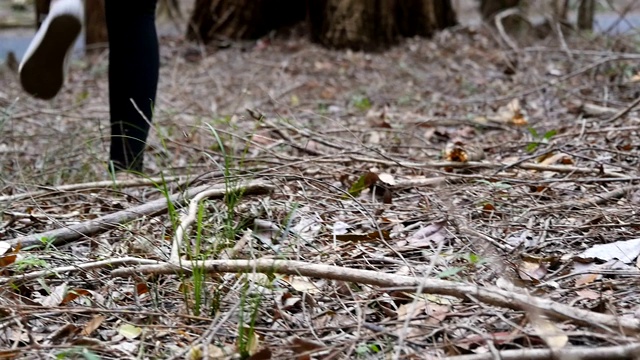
[[20, 15, 81, 100]]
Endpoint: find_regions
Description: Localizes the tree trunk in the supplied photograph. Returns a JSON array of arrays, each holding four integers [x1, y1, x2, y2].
[[186, 0, 305, 44], [577, 0, 594, 31], [85, 0, 108, 48], [309, 0, 457, 51], [397, 0, 457, 38]]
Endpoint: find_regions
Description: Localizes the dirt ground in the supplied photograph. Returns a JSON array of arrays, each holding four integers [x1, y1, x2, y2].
[[2, 4, 640, 360]]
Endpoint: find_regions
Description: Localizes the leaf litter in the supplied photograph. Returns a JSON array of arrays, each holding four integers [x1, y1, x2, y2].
[[2, 8, 640, 359]]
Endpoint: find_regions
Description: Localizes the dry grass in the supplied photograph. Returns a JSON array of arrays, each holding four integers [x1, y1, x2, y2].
[[2, 17, 640, 359]]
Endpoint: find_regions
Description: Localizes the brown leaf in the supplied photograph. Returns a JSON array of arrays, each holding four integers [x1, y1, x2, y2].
[[247, 347, 272, 360], [81, 315, 105, 336], [0, 254, 17, 267], [49, 323, 80, 342], [136, 282, 149, 296], [335, 230, 390, 242], [401, 221, 446, 247], [529, 315, 568, 350], [575, 273, 599, 286], [290, 337, 324, 354], [517, 261, 548, 282], [575, 289, 600, 300], [61, 289, 91, 305]]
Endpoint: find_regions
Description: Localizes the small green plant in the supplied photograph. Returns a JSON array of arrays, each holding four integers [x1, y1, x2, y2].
[[206, 123, 246, 245], [237, 281, 264, 358], [356, 342, 382, 357], [437, 252, 488, 279], [55, 346, 100, 359], [13, 256, 47, 271], [526, 127, 557, 153], [191, 265, 205, 316], [350, 94, 372, 111], [466, 252, 489, 267], [436, 266, 465, 279], [317, 103, 329, 114]]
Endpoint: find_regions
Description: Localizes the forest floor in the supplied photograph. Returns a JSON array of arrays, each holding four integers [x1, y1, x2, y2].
[[2, 10, 640, 360]]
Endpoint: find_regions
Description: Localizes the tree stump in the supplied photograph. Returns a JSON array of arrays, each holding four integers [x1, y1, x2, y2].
[[186, 0, 305, 43], [308, 0, 457, 51]]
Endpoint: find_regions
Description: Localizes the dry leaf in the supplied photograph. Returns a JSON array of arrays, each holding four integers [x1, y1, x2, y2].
[[291, 210, 322, 242], [39, 284, 68, 307], [335, 230, 390, 242], [539, 153, 573, 166], [61, 288, 91, 305], [517, 261, 548, 282], [0, 242, 11, 256], [118, 324, 142, 340], [247, 347, 272, 360], [331, 221, 350, 235], [529, 315, 568, 350], [575, 289, 600, 300], [281, 276, 321, 294], [444, 141, 485, 162], [81, 315, 105, 336], [397, 300, 429, 322], [488, 98, 529, 125], [48, 323, 80, 342], [575, 273, 599, 286], [0, 254, 17, 267], [290, 337, 324, 354], [399, 221, 446, 247], [378, 173, 395, 186], [579, 238, 640, 263], [186, 344, 231, 360]]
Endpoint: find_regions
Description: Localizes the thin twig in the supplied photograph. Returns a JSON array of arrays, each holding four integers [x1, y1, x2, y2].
[[445, 343, 640, 360]]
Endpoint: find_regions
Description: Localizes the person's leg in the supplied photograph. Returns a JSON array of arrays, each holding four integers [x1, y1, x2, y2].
[[105, 0, 159, 174]]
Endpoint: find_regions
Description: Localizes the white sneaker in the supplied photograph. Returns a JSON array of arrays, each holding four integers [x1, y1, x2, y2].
[[19, 0, 83, 100]]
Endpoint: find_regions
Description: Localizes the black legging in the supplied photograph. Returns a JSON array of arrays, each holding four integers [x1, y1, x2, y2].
[[105, 0, 159, 173]]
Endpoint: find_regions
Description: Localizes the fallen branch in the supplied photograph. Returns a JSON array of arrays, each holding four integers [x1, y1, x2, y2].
[[603, 95, 640, 124], [444, 343, 640, 360], [5, 180, 274, 250], [111, 258, 640, 335], [517, 184, 640, 221], [0, 174, 188, 203], [347, 156, 629, 178], [0, 257, 161, 284]]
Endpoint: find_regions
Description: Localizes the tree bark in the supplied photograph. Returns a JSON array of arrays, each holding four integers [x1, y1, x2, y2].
[[309, 0, 457, 51], [85, 0, 108, 48], [186, 0, 457, 51], [186, 0, 305, 43], [577, 0, 594, 31]]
